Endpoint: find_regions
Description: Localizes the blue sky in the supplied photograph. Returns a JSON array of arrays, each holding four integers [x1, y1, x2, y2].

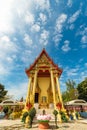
[[0, 0, 87, 100]]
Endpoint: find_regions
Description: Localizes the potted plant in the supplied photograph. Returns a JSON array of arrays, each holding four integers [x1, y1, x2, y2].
[[37, 110, 51, 129]]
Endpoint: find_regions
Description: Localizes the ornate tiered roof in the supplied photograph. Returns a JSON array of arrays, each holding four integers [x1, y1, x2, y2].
[[25, 48, 62, 77]]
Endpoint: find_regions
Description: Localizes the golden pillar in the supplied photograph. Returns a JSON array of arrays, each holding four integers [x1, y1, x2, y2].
[[56, 76, 63, 122], [32, 69, 38, 103], [25, 77, 32, 107], [50, 68, 56, 109], [56, 76, 67, 122], [56, 76, 65, 110]]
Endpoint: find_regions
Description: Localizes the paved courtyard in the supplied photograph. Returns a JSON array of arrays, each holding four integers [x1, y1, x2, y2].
[[0, 119, 87, 130]]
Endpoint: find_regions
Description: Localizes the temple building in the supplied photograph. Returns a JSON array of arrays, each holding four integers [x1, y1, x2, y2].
[[25, 49, 63, 110]]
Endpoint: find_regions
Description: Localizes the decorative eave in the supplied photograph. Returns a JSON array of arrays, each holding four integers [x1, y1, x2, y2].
[[25, 48, 63, 77]]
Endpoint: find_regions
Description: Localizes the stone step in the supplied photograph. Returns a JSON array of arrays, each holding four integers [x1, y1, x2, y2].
[[36, 109, 54, 114], [34, 103, 54, 110], [34, 104, 56, 122]]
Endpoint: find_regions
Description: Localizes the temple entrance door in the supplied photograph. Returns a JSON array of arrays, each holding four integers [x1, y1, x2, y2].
[[35, 93, 39, 103]]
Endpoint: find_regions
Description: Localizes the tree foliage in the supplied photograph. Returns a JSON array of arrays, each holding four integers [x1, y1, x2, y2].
[[77, 78, 87, 101], [66, 79, 76, 91], [0, 84, 8, 103], [62, 79, 78, 103]]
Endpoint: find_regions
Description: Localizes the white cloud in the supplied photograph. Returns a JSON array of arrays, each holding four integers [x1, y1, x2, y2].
[[76, 26, 87, 48], [56, 14, 67, 33], [41, 30, 49, 39], [53, 14, 67, 45], [14, 0, 33, 17], [0, 35, 18, 75], [24, 34, 33, 46], [81, 35, 87, 43], [68, 9, 81, 24], [60, 80, 66, 92], [31, 23, 40, 32], [81, 27, 87, 35], [67, 0, 73, 7], [0, 36, 18, 62], [0, 36, 17, 52], [0, 60, 12, 76], [80, 71, 87, 81], [53, 34, 63, 45], [0, 0, 50, 36], [67, 68, 78, 76], [25, 12, 35, 25], [0, 0, 36, 35], [39, 13, 47, 24], [76, 27, 87, 36], [40, 30, 49, 46], [63, 66, 69, 72], [0, 0, 14, 33], [7, 82, 28, 100], [0, 64, 9, 75], [81, 45, 87, 48], [6, 57, 14, 63], [69, 24, 74, 30], [21, 50, 33, 64], [64, 40, 70, 44], [61, 40, 71, 52], [34, 0, 50, 11]]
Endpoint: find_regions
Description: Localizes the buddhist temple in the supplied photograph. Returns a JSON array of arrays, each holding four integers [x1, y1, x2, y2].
[[25, 48, 63, 110]]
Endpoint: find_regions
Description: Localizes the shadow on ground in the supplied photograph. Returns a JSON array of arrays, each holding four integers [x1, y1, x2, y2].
[[0, 124, 70, 130]]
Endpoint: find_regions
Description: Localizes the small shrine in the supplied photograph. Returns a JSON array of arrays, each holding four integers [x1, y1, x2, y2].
[[25, 48, 64, 110]]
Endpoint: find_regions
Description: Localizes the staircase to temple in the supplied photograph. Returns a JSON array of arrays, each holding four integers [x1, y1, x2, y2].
[[33, 109, 55, 123], [36, 108, 54, 115], [33, 103, 56, 122]]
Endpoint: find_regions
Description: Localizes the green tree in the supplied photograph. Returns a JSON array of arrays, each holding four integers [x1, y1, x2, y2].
[[66, 79, 76, 91], [0, 84, 8, 103], [77, 78, 87, 101], [62, 79, 78, 102]]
